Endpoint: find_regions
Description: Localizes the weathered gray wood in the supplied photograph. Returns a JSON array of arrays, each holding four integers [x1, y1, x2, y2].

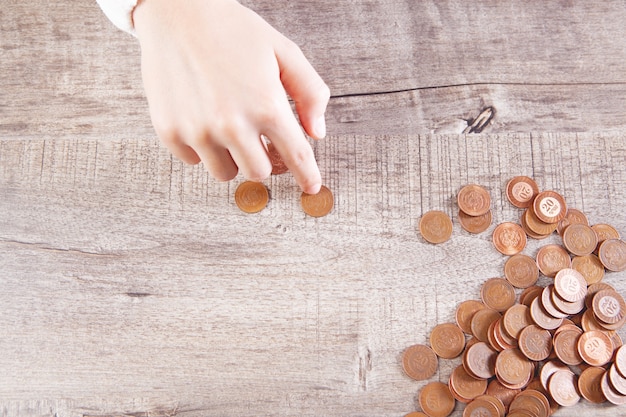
[[1, 133, 625, 416]]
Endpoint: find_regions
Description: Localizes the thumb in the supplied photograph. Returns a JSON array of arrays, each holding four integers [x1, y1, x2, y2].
[[275, 39, 330, 139]]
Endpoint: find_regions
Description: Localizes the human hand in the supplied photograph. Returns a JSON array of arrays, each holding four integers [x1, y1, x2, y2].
[[133, 0, 330, 194]]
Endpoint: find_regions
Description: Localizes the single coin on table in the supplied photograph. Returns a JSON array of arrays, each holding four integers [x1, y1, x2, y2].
[[419, 210, 453, 244], [506, 176, 539, 208], [457, 184, 491, 216], [401, 344, 438, 381], [234, 181, 269, 213], [430, 322, 465, 359], [492, 222, 527, 255], [301, 185, 334, 217]]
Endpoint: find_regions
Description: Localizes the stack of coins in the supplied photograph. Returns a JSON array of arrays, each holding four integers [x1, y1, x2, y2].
[[403, 175, 626, 417], [457, 184, 493, 234]]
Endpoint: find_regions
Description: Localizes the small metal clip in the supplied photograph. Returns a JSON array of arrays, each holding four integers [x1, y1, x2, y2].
[[463, 107, 495, 134]]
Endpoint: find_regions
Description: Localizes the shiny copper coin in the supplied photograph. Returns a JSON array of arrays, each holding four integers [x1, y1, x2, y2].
[[578, 330, 614, 366], [530, 296, 563, 330], [458, 209, 492, 234], [553, 325, 583, 365], [265, 141, 289, 175], [548, 369, 580, 407], [418, 381, 456, 417], [593, 289, 626, 325], [615, 345, 626, 378], [402, 344, 438, 381], [470, 308, 502, 343], [598, 238, 626, 272], [535, 244, 572, 278], [456, 300, 487, 334], [539, 360, 570, 391], [502, 304, 532, 339], [234, 181, 269, 213], [462, 397, 500, 417], [504, 254, 539, 289], [533, 190, 567, 224], [301, 185, 334, 217], [592, 223, 621, 247], [577, 366, 607, 404], [562, 223, 598, 257], [506, 176, 539, 209], [449, 364, 488, 403], [495, 348, 533, 388], [520, 210, 552, 240], [458, 184, 491, 216], [492, 222, 527, 256], [553, 268, 587, 302], [481, 278, 516, 312], [557, 208, 589, 236], [523, 207, 558, 237], [464, 341, 498, 380], [430, 322, 465, 359], [418, 210, 453, 244], [601, 370, 626, 405], [571, 254, 605, 285], [518, 325, 552, 361], [609, 363, 626, 396]]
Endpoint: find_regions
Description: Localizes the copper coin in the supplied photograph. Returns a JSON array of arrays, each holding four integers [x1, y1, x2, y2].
[[495, 348, 533, 388], [571, 254, 605, 285], [458, 209, 492, 234], [265, 141, 289, 175], [533, 190, 567, 224], [601, 370, 626, 405], [430, 322, 465, 359], [518, 325, 552, 361], [301, 185, 334, 217], [535, 244, 572, 278], [419, 210, 453, 244], [530, 295, 563, 330], [578, 330, 614, 366], [462, 397, 500, 417], [486, 379, 520, 410], [557, 208, 589, 236], [504, 254, 539, 289], [492, 222, 527, 256], [585, 282, 615, 310], [539, 360, 570, 391], [481, 278, 516, 312], [502, 304, 532, 339], [404, 413, 429, 417], [418, 381, 455, 417], [577, 366, 607, 404], [581, 308, 605, 332], [234, 181, 269, 213], [520, 210, 552, 240], [616, 345, 626, 378], [598, 238, 626, 272], [464, 341, 498, 380], [471, 308, 502, 343], [506, 176, 539, 209], [458, 184, 491, 216], [547, 369, 580, 407], [550, 289, 585, 316], [473, 395, 505, 417], [593, 289, 626, 325], [609, 363, 626, 396], [402, 344, 438, 381], [508, 389, 550, 417], [450, 364, 488, 402], [562, 223, 598, 257], [523, 208, 558, 237], [540, 285, 568, 319], [592, 223, 621, 246], [553, 326, 583, 366], [553, 268, 587, 302], [519, 286, 543, 307], [456, 300, 487, 334]]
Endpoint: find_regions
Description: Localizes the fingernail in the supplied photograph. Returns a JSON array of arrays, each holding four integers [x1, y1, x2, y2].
[[314, 115, 326, 139]]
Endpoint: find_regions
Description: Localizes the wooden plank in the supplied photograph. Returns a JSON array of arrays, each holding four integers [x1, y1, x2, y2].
[[1, 133, 625, 416]]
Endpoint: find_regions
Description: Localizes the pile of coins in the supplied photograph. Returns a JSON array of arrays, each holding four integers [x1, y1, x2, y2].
[[233, 143, 334, 217], [405, 176, 626, 417]]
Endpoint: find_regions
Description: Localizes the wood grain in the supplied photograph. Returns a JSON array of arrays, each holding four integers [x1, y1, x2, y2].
[[1, 133, 625, 416]]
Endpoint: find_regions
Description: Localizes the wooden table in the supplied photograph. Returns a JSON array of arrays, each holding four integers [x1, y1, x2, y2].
[[1, 2, 625, 416]]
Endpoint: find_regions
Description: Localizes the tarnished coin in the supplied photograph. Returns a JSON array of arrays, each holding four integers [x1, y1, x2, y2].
[[553, 268, 588, 302], [458, 209, 492, 234], [506, 176, 539, 208], [562, 223, 598, 257], [458, 184, 491, 216], [402, 344, 438, 381], [504, 254, 539, 289], [533, 190, 567, 224], [557, 208, 589, 236], [578, 330, 614, 366], [449, 364, 488, 402], [593, 288, 626, 325], [464, 341, 498, 380], [598, 238, 626, 272], [265, 141, 289, 175], [419, 210, 453, 244], [456, 300, 487, 334], [577, 366, 607, 404], [571, 254, 605, 285], [430, 323, 465, 359], [548, 369, 580, 407], [553, 325, 583, 366], [234, 181, 269, 213], [535, 244, 572, 278], [481, 278, 516, 312], [518, 324, 552, 361], [418, 381, 455, 417], [492, 222, 527, 256], [301, 185, 334, 217]]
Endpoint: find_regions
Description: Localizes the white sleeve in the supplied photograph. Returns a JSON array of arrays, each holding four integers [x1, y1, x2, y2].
[[96, 0, 140, 36]]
